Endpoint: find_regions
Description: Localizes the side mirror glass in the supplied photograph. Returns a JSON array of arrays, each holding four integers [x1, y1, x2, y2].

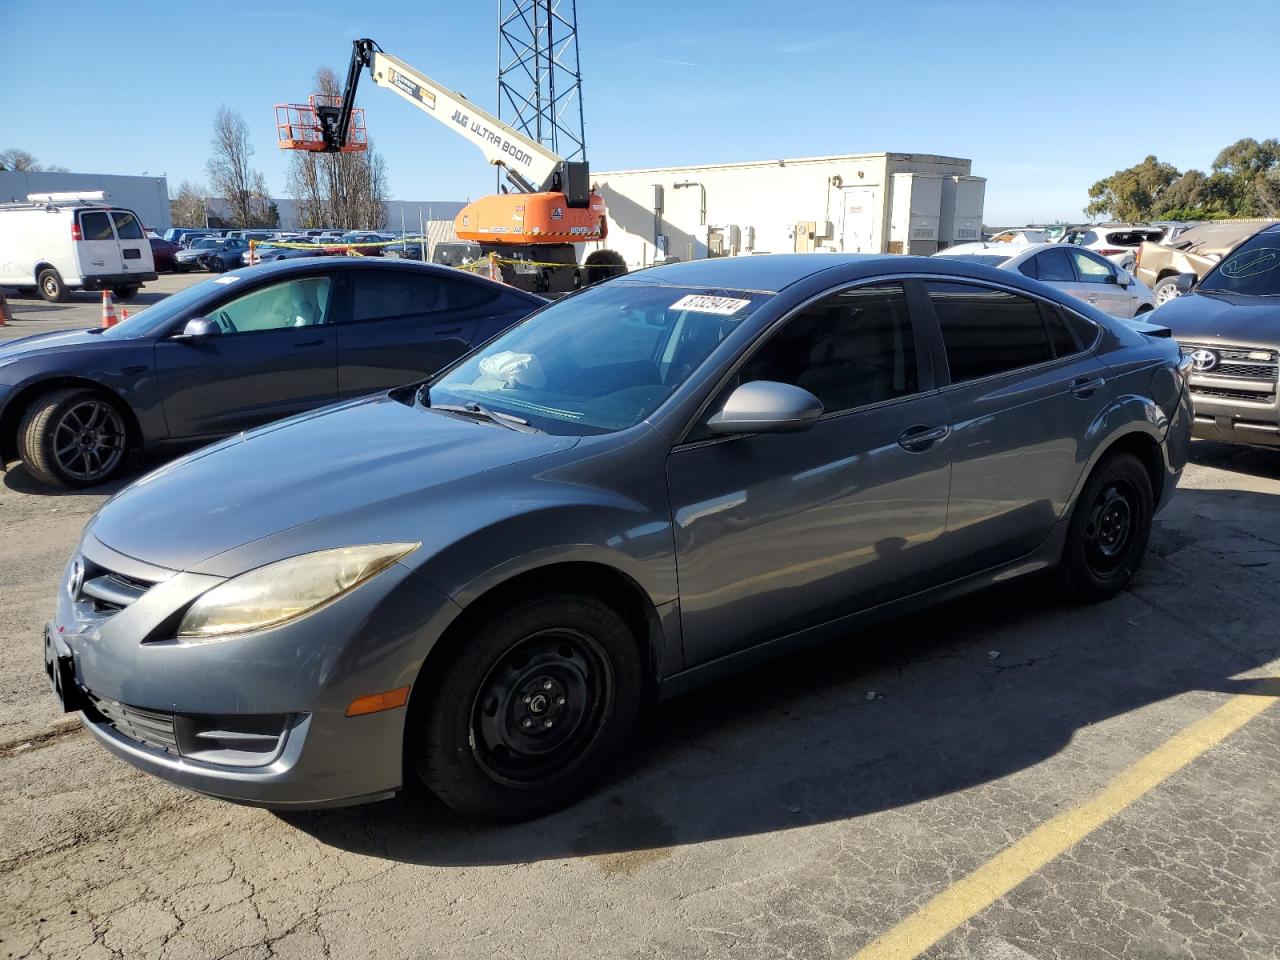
[[1175, 272, 1198, 294], [175, 317, 220, 341], [706, 380, 824, 436]]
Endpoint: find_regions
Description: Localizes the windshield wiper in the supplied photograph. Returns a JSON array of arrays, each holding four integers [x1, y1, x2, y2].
[[429, 401, 541, 433]]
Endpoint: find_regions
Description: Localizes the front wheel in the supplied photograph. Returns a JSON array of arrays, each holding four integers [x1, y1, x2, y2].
[[17, 388, 129, 488], [411, 594, 643, 821], [1059, 452, 1153, 601], [1152, 276, 1181, 306], [207, 256, 226, 273]]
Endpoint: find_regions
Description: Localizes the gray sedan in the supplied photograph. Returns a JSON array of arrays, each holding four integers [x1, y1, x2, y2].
[[45, 254, 1193, 820]]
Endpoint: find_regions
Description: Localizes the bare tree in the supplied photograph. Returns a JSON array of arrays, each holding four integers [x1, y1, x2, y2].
[[0, 148, 67, 172], [206, 107, 270, 228], [285, 68, 390, 230], [170, 180, 209, 227]]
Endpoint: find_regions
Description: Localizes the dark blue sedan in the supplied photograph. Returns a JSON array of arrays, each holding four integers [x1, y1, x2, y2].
[[0, 259, 545, 487]]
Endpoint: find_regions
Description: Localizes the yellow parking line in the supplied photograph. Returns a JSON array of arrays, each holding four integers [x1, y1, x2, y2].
[[853, 679, 1279, 960]]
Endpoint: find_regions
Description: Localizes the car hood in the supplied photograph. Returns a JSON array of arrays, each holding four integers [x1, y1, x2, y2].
[[1155, 291, 1280, 343], [0, 327, 105, 359], [89, 393, 580, 573]]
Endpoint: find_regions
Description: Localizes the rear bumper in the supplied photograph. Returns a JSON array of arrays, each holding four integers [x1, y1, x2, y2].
[[78, 272, 158, 289]]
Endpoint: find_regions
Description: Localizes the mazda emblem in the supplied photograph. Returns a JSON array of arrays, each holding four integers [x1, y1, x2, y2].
[[1189, 349, 1218, 372]]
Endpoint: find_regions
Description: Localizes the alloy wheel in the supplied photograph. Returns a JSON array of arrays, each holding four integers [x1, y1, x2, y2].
[[52, 400, 126, 483], [469, 628, 614, 787]]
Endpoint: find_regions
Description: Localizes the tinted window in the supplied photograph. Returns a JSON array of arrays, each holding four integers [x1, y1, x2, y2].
[[738, 284, 917, 414], [209, 276, 333, 334], [110, 211, 144, 240], [1036, 248, 1076, 282], [1070, 250, 1113, 283], [79, 211, 114, 241], [928, 281, 1052, 382], [351, 272, 495, 322], [1198, 231, 1280, 296], [1105, 230, 1163, 247], [1080, 230, 1100, 246], [1042, 304, 1079, 357], [1017, 258, 1038, 279]]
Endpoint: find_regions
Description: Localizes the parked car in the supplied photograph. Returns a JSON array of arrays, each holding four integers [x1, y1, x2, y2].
[[0, 195, 157, 302], [148, 237, 181, 273], [935, 242, 1157, 318], [1134, 219, 1275, 306], [0, 259, 544, 487], [333, 232, 396, 256], [192, 238, 251, 272], [1146, 222, 1280, 447], [163, 228, 213, 246], [172, 236, 224, 271], [1059, 225, 1166, 273], [244, 237, 327, 266], [40, 254, 1192, 819], [986, 228, 1047, 245]]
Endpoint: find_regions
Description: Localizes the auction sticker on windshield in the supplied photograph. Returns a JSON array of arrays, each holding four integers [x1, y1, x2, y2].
[[670, 294, 752, 315]]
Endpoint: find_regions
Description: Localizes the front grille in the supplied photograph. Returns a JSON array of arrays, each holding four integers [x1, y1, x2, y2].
[[1180, 342, 1279, 385], [85, 691, 178, 753], [76, 560, 156, 615], [1191, 386, 1277, 403]]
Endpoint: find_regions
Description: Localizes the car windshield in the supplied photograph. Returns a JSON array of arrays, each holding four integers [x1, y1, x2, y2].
[[191, 238, 218, 249], [936, 254, 1011, 267], [97, 275, 231, 339], [428, 282, 771, 435], [1197, 231, 1280, 297]]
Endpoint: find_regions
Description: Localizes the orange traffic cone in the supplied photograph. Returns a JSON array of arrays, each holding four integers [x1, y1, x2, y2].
[[101, 290, 118, 328], [120, 309, 129, 322], [487, 253, 502, 283], [0, 287, 10, 326]]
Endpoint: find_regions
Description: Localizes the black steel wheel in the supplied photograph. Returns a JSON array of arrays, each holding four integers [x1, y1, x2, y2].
[[1060, 451, 1153, 600], [17, 388, 129, 488], [412, 594, 643, 821]]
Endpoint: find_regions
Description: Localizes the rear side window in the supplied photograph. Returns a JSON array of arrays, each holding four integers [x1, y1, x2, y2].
[[110, 211, 144, 240], [1041, 304, 1080, 357], [1036, 248, 1076, 282], [927, 281, 1053, 383], [350, 271, 495, 322], [1105, 230, 1162, 247], [79, 211, 114, 241]]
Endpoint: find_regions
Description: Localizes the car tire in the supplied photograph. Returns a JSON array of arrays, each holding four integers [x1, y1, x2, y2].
[[113, 284, 140, 300], [1152, 276, 1181, 306], [1134, 304, 1154, 315], [37, 268, 68, 303], [411, 593, 643, 821], [1059, 451, 1154, 602], [583, 249, 628, 286], [208, 256, 226, 273], [17, 387, 130, 489]]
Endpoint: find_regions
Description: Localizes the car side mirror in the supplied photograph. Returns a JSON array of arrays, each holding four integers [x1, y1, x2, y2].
[[1112, 271, 1131, 287], [706, 380, 824, 436], [174, 317, 220, 341], [1175, 272, 1198, 294]]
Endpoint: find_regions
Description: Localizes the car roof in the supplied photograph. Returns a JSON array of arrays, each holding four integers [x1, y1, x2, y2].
[[226, 256, 547, 300], [615, 253, 898, 293]]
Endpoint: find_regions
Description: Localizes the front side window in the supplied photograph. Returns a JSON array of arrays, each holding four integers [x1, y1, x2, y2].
[[431, 283, 770, 434], [1070, 250, 1114, 283], [110, 211, 144, 239], [206, 276, 333, 334], [79, 211, 114, 241], [736, 283, 918, 415], [928, 281, 1053, 383], [1197, 231, 1280, 297]]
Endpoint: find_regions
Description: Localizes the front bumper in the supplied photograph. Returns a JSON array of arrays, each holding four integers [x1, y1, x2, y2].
[[47, 534, 460, 808]]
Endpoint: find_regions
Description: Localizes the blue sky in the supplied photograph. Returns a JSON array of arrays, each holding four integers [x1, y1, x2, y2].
[[3, 0, 1277, 224]]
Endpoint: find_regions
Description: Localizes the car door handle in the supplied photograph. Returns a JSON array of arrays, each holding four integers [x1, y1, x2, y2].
[[293, 339, 325, 348], [898, 424, 950, 452], [1070, 376, 1106, 397]]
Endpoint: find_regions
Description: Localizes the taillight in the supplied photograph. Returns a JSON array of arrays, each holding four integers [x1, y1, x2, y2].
[[1134, 247, 1143, 267], [71, 222, 82, 241], [1097, 248, 1125, 256]]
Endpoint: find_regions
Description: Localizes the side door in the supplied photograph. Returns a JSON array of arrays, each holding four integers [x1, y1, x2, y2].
[[336, 270, 501, 397], [1069, 248, 1129, 317], [154, 272, 338, 438], [923, 280, 1107, 576], [666, 282, 953, 667], [76, 210, 123, 279], [109, 210, 154, 276]]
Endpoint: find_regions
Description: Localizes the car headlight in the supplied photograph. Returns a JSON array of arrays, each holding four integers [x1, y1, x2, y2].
[[177, 543, 419, 639]]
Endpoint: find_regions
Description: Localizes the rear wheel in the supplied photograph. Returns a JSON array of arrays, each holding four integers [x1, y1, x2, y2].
[[37, 268, 68, 303], [411, 594, 643, 821], [1152, 276, 1181, 306], [583, 249, 627, 286], [1059, 452, 1153, 601], [113, 284, 140, 300], [18, 388, 129, 488]]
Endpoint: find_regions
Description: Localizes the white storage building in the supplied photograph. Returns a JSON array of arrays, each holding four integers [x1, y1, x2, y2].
[[0, 172, 172, 232], [590, 152, 984, 268]]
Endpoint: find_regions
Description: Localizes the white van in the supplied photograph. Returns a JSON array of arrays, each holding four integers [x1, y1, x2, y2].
[[0, 192, 157, 302]]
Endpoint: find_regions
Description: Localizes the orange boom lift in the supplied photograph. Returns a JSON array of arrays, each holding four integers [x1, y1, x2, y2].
[[276, 39, 622, 292]]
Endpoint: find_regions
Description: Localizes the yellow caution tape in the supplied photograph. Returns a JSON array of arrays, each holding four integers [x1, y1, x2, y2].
[[246, 240, 600, 273]]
